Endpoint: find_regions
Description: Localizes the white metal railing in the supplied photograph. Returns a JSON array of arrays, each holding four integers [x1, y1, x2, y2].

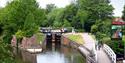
[[103, 44, 116, 63]]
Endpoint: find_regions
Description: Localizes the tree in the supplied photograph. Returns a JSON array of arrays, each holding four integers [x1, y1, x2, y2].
[[0, 41, 15, 63], [0, 0, 45, 43], [0, 1, 45, 62], [34, 8, 46, 26], [45, 8, 64, 27], [73, 10, 89, 29], [77, 0, 113, 32], [53, 20, 62, 27], [46, 4, 56, 13], [23, 13, 38, 37], [91, 25, 98, 34], [122, 5, 125, 20], [63, 19, 71, 27]]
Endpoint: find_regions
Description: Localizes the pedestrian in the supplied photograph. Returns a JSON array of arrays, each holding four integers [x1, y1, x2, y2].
[[98, 42, 101, 50]]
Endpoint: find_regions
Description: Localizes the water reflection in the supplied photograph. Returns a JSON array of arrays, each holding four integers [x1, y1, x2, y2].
[[37, 46, 85, 63], [15, 46, 85, 63], [37, 51, 68, 63]]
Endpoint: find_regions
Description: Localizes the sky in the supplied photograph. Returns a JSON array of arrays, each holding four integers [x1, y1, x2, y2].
[[110, 0, 125, 17], [0, 0, 125, 17]]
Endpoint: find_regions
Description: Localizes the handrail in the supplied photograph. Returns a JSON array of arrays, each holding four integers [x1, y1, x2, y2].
[[103, 44, 116, 63], [86, 55, 96, 63]]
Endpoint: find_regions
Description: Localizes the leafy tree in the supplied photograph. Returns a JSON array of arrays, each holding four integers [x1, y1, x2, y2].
[[63, 19, 71, 27], [0, 41, 15, 63], [46, 8, 64, 27], [77, 0, 113, 32], [23, 13, 38, 37], [34, 8, 46, 26], [0, 0, 45, 43], [122, 5, 125, 20], [46, 4, 56, 13], [73, 10, 89, 29], [91, 25, 98, 34], [53, 20, 62, 27]]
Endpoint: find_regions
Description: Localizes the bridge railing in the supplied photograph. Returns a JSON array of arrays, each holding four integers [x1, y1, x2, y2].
[[86, 55, 96, 63], [103, 44, 116, 63]]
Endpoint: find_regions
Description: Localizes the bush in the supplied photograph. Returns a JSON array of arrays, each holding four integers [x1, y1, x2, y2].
[[91, 25, 98, 34], [75, 29, 85, 32], [109, 40, 124, 58], [0, 42, 15, 63], [102, 37, 111, 45]]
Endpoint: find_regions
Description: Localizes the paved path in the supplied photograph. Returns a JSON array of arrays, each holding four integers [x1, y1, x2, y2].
[[63, 33, 112, 63], [82, 33, 111, 63], [82, 33, 95, 50], [97, 48, 111, 63]]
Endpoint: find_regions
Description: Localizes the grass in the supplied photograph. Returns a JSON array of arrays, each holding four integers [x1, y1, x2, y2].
[[68, 34, 84, 44], [35, 33, 45, 44], [89, 33, 96, 40]]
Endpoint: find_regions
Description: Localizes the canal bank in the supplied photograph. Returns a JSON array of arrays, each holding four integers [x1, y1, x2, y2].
[[62, 34, 96, 63], [11, 32, 86, 63]]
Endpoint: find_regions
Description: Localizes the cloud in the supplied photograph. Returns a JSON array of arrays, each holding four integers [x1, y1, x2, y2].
[[0, 0, 7, 7]]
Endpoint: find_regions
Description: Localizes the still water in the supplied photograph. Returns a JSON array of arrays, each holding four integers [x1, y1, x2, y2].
[[16, 46, 86, 63]]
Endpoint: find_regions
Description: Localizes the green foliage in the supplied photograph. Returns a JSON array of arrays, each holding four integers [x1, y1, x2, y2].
[[53, 20, 62, 27], [63, 19, 71, 27], [79, 0, 113, 32], [34, 9, 46, 26], [122, 5, 125, 20], [35, 33, 45, 44], [43, 0, 113, 32], [0, 0, 114, 44], [91, 19, 112, 42], [101, 37, 111, 44], [0, 42, 15, 63], [46, 4, 56, 13], [23, 13, 38, 37], [15, 30, 24, 39], [110, 41, 124, 55], [91, 25, 98, 34], [96, 32, 107, 40], [0, 0, 45, 43], [45, 8, 64, 27]]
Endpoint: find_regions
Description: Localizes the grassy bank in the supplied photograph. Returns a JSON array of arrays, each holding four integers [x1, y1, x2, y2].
[[67, 34, 84, 44]]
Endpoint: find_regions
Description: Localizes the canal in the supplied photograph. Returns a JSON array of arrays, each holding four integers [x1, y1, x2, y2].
[[15, 45, 86, 63], [37, 45, 86, 63], [14, 33, 86, 63]]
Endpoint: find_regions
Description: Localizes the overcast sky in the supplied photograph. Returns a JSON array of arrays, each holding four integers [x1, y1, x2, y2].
[[0, 0, 125, 17], [110, 0, 125, 17]]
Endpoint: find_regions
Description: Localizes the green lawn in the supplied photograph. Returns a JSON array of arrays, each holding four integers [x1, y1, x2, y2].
[[67, 35, 84, 44]]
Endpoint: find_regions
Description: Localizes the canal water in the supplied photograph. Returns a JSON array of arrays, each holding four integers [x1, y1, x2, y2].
[[14, 33, 85, 63], [37, 46, 86, 63], [15, 45, 86, 63]]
